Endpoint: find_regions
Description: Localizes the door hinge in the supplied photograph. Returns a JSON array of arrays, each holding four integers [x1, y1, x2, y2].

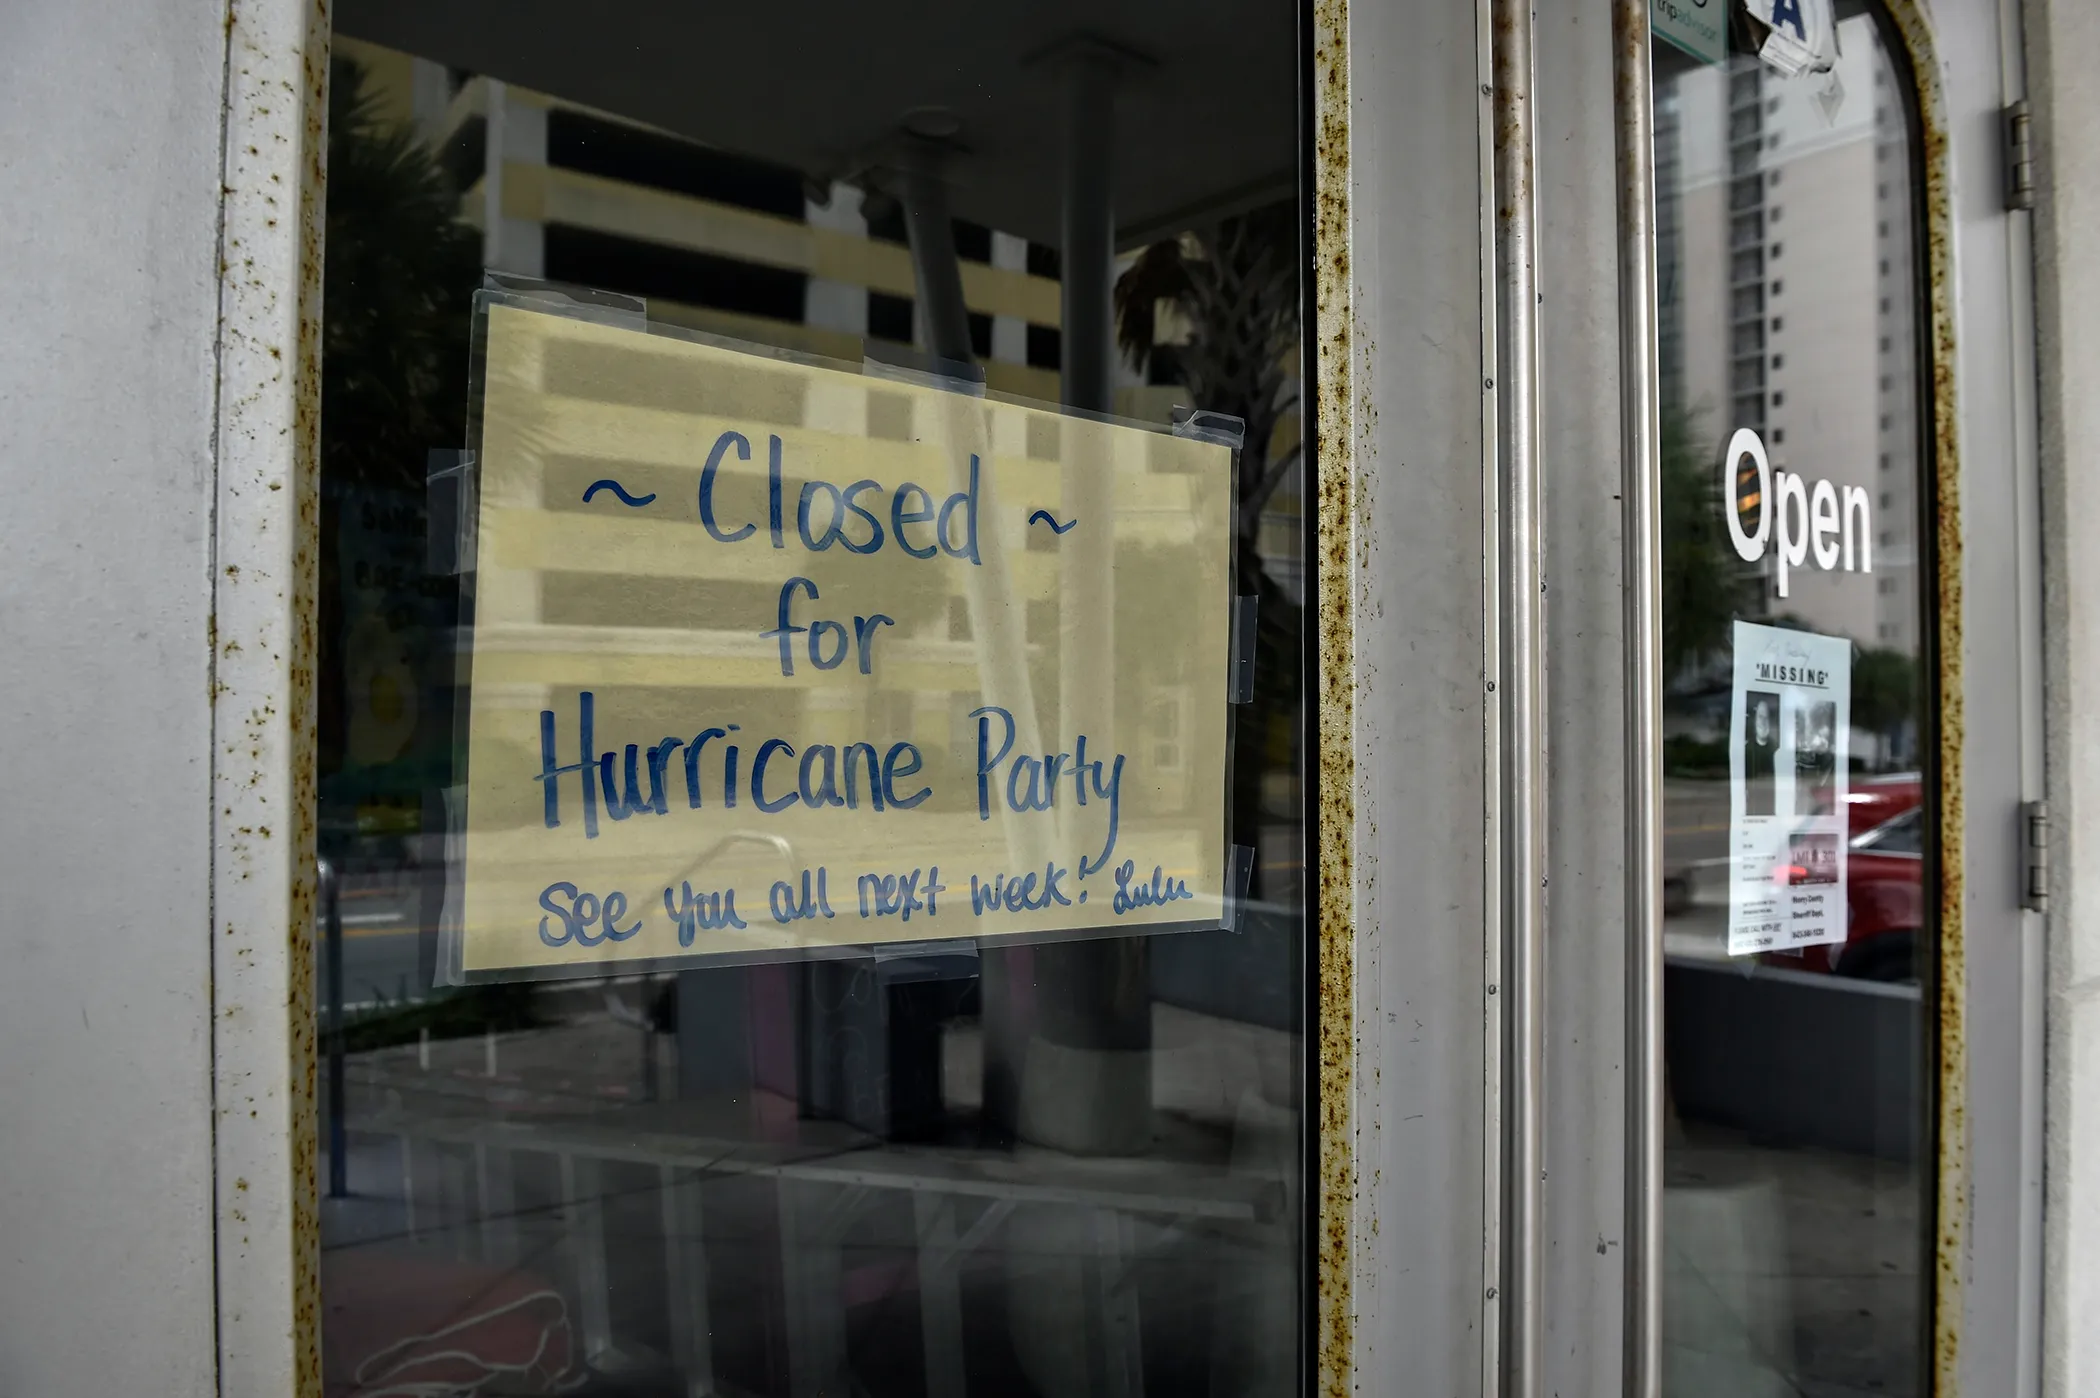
[[2021, 800, 2049, 912], [2004, 100, 2036, 212]]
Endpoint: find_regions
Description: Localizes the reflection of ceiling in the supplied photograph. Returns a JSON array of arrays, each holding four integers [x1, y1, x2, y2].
[[336, 0, 1299, 248]]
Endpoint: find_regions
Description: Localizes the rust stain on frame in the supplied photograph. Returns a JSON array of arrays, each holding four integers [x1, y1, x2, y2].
[[287, 6, 328, 1387], [1312, 0, 1356, 1392], [212, 0, 330, 1391], [1877, 3, 1964, 1390]]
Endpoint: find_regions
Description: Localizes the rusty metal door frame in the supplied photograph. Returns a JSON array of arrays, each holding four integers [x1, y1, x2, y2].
[[1907, 0, 2050, 1388], [1311, 0, 1502, 1392], [207, 0, 329, 1394]]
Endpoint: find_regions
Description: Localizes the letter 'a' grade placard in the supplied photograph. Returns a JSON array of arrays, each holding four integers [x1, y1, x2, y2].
[[444, 294, 1238, 980]]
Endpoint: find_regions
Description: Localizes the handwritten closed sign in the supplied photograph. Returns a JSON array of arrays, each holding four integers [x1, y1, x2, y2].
[[449, 297, 1235, 976]]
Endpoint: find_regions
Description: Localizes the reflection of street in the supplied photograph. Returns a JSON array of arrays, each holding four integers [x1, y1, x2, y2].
[[1666, 776, 1733, 863], [1665, 777, 1733, 965], [1664, 902, 1731, 964], [1665, 771, 1923, 1396], [1668, 1124, 1921, 1398], [321, 871, 432, 1006]]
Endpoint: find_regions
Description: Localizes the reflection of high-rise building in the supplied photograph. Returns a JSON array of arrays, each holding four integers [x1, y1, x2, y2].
[[1655, 79, 1686, 413], [1870, 58, 1920, 655], [1655, 21, 1919, 658], [337, 35, 1304, 605]]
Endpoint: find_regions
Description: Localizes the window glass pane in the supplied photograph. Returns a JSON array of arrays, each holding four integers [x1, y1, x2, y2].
[[1653, 10, 1930, 1395], [316, 9, 1308, 1394]]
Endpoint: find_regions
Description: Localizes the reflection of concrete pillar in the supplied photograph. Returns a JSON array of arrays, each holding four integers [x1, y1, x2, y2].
[[1056, 57, 1120, 759], [1058, 49, 1118, 415], [912, 687, 949, 752], [892, 141, 974, 367], [889, 153, 1044, 1140], [990, 232, 1030, 366], [1018, 44, 1155, 1159], [480, 80, 545, 278], [802, 684, 860, 748]]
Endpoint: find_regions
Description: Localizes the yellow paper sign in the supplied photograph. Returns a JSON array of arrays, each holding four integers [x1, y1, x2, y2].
[[448, 297, 1236, 977]]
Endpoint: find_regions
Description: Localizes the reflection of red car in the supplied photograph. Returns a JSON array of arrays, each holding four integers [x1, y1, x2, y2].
[[1768, 774, 1924, 981], [1833, 774, 1924, 840]]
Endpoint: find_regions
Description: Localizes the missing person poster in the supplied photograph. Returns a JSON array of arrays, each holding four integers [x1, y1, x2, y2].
[[447, 295, 1237, 979], [1727, 620, 1851, 956]]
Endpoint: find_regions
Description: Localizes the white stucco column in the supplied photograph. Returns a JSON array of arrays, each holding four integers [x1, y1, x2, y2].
[[2028, 2, 2100, 1392], [0, 0, 250, 1393]]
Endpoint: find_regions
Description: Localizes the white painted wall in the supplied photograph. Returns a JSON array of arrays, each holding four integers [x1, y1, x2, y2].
[[0, 0, 228, 1393], [2029, 3, 2100, 1393]]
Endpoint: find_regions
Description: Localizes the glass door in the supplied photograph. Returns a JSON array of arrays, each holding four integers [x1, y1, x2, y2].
[[1636, 0, 2044, 1392], [1652, 12, 1936, 1393]]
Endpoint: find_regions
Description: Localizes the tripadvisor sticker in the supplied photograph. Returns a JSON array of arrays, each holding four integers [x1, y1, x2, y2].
[[1652, 0, 1724, 66]]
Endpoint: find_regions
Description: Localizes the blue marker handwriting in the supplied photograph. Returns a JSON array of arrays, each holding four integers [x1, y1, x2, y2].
[[696, 430, 982, 563], [770, 867, 836, 923], [969, 862, 1074, 914], [581, 479, 657, 507], [968, 705, 1124, 876], [538, 882, 643, 947], [858, 867, 945, 921], [536, 692, 932, 838], [763, 576, 893, 677], [531, 855, 1201, 957], [1111, 861, 1193, 915], [580, 430, 1088, 567], [663, 881, 748, 944]]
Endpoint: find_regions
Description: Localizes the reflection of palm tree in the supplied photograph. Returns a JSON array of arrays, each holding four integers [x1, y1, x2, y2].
[[1113, 205, 1303, 892], [320, 58, 481, 786], [1852, 646, 1916, 769], [322, 60, 482, 498], [1114, 204, 1303, 541], [1660, 404, 1743, 679]]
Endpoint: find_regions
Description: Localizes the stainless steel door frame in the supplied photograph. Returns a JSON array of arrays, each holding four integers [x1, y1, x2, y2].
[[1529, 1, 1644, 1392]]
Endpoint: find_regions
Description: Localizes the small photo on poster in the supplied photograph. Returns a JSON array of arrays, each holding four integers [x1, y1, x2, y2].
[[1794, 698, 1838, 798], [1741, 688, 1781, 817], [1787, 831, 1841, 886]]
